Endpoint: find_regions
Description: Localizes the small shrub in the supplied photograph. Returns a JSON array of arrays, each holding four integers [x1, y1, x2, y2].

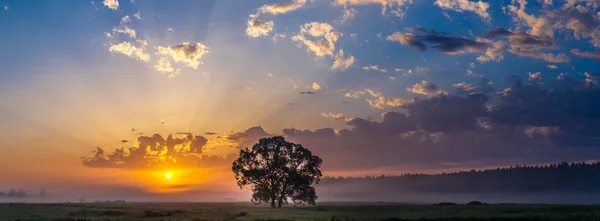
[[466, 201, 487, 206]]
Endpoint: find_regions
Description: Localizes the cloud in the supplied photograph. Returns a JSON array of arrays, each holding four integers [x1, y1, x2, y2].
[[331, 49, 355, 71], [387, 28, 488, 54], [112, 25, 137, 39], [434, 0, 490, 21], [571, 49, 600, 60], [292, 22, 341, 57], [133, 11, 141, 19], [476, 41, 505, 63], [547, 4, 600, 47], [547, 65, 558, 69], [109, 41, 150, 62], [339, 8, 358, 23], [82, 78, 600, 171], [299, 91, 317, 95], [484, 28, 569, 63], [386, 32, 426, 51], [103, 0, 119, 10], [155, 58, 180, 78], [246, 14, 274, 37], [82, 133, 218, 169], [407, 80, 447, 97], [528, 72, 543, 84], [362, 65, 388, 72], [120, 15, 131, 24], [321, 112, 346, 120], [312, 82, 322, 91], [246, 0, 306, 38], [453, 82, 477, 94], [346, 89, 410, 109], [258, 0, 306, 15], [155, 42, 210, 69], [507, 0, 554, 39], [333, 0, 413, 16]]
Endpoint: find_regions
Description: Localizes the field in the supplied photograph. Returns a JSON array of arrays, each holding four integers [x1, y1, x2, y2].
[[2, 202, 600, 221], [0, 203, 600, 221]]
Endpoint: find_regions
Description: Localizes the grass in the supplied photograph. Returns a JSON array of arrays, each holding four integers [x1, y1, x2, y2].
[[2, 202, 600, 221]]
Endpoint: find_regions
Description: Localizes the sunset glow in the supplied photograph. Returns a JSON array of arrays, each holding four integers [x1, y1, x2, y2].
[[1, 0, 600, 202]]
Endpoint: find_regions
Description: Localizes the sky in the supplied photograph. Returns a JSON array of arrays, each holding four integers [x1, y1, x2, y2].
[[1, 0, 600, 201]]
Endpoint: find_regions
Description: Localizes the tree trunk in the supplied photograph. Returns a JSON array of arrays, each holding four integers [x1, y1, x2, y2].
[[270, 199, 275, 208], [277, 198, 283, 208]]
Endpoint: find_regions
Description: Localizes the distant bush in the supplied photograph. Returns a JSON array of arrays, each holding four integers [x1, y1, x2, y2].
[[466, 201, 486, 206]]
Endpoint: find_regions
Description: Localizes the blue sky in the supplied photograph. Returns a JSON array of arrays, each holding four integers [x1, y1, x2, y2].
[[1, 0, 600, 198]]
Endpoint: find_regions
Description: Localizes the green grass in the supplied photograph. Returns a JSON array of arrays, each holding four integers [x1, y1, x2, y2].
[[2, 202, 600, 221]]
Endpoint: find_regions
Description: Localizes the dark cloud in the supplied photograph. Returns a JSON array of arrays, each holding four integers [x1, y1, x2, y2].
[[299, 91, 316, 95], [571, 49, 600, 60], [279, 78, 600, 171], [120, 140, 129, 143], [82, 79, 600, 172], [484, 28, 553, 49], [205, 132, 217, 135], [483, 28, 569, 63], [387, 27, 488, 54]]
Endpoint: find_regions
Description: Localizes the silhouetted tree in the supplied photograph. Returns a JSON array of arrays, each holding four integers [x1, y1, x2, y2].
[[232, 136, 323, 208]]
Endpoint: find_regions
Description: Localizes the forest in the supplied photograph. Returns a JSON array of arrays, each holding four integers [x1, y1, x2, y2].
[[320, 162, 600, 193]]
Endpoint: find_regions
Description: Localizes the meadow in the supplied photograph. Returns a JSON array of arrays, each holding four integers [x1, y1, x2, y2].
[[2, 202, 600, 221]]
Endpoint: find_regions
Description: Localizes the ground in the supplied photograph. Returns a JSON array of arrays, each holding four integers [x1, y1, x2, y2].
[[2, 202, 600, 221]]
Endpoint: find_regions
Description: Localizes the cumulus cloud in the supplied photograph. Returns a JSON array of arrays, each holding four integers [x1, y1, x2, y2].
[[453, 82, 477, 94], [387, 27, 488, 54], [528, 72, 543, 84], [155, 42, 210, 69], [547, 64, 558, 69], [246, 14, 274, 37], [331, 49, 355, 70], [321, 112, 346, 120], [346, 89, 410, 108], [292, 22, 341, 57], [407, 80, 447, 97], [111, 25, 136, 39], [362, 65, 388, 72], [82, 133, 214, 169], [571, 49, 600, 60], [312, 82, 322, 91], [109, 41, 150, 62], [103, 0, 119, 10], [340, 7, 358, 23], [333, 0, 413, 16], [246, 0, 306, 38], [476, 41, 505, 63], [155, 58, 180, 78], [507, 0, 554, 39], [434, 0, 490, 21], [258, 0, 306, 15]]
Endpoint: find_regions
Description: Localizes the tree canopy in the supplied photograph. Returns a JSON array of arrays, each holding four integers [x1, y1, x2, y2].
[[232, 136, 323, 208]]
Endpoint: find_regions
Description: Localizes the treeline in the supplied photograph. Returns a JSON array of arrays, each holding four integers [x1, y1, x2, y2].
[[0, 188, 46, 198], [320, 162, 600, 193]]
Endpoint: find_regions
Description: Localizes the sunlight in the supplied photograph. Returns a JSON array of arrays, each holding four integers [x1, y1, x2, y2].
[[165, 172, 172, 179]]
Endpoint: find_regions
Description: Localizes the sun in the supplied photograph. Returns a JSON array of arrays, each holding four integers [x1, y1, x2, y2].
[[165, 173, 172, 179]]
